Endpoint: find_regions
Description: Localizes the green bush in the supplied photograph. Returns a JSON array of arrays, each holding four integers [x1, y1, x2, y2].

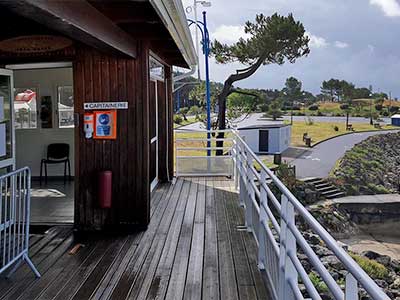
[[309, 272, 329, 293], [350, 253, 388, 279], [309, 104, 319, 111], [173, 115, 183, 124]]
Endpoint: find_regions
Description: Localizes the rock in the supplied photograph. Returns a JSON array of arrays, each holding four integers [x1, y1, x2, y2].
[[391, 278, 400, 289], [374, 279, 388, 288], [376, 255, 391, 267], [313, 245, 333, 257], [321, 255, 342, 269], [391, 259, 400, 271], [303, 232, 321, 245], [361, 250, 382, 260], [337, 241, 349, 251]]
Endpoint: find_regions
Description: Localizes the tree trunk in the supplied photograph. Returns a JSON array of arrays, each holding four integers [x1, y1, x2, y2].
[[216, 55, 268, 155]]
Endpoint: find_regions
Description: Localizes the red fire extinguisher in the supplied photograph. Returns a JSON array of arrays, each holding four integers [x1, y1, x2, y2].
[[99, 171, 112, 208]]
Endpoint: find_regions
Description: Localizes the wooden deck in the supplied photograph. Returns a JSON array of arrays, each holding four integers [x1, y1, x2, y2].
[[0, 178, 271, 300]]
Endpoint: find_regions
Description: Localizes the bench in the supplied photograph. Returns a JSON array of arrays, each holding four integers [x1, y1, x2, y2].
[[346, 124, 354, 131]]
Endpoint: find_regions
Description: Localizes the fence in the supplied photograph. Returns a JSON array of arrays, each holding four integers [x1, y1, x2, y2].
[[175, 129, 234, 177], [0, 167, 40, 278], [175, 128, 390, 300]]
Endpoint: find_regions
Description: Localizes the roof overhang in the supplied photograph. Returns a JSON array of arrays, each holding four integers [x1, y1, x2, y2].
[[149, 0, 197, 68]]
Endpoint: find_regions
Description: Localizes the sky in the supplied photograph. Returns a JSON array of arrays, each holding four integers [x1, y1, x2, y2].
[[182, 0, 400, 98]]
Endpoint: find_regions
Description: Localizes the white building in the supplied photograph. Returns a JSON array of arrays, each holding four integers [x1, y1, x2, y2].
[[238, 124, 291, 154]]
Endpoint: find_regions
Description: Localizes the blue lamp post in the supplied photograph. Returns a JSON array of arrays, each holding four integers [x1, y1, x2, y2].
[[188, 12, 212, 156]]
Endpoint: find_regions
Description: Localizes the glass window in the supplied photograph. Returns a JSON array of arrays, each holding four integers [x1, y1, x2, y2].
[[57, 86, 74, 128], [14, 87, 38, 129], [40, 95, 53, 129], [0, 75, 13, 159], [150, 57, 165, 80]]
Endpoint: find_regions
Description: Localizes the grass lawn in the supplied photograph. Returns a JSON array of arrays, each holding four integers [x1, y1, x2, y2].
[[291, 120, 398, 147], [173, 115, 198, 128]]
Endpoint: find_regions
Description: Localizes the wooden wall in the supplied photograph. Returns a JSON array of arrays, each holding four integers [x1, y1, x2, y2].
[[73, 42, 151, 230]]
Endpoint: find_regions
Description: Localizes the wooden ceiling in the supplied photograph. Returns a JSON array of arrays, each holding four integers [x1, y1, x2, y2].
[[0, 0, 187, 67], [89, 0, 186, 66]]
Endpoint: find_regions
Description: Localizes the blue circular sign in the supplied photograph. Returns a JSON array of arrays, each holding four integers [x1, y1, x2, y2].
[[99, 114, 110, 125]]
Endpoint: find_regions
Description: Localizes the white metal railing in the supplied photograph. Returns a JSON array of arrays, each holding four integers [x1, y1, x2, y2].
[[0, 167, 40, 278], [175, 128, 390, 300], [175, 129, 234, 177]]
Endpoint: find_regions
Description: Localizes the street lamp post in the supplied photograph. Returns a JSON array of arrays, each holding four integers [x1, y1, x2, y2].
[[187, 11, 212, 156], [369, 93, 373, 125], [203, 11, 212, 157]]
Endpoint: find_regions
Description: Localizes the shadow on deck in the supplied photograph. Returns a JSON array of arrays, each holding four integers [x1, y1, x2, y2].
[[0, 177, 272, 300]]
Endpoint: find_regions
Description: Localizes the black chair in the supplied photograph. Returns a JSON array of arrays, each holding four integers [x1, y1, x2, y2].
[[40, 143, 71, 184]]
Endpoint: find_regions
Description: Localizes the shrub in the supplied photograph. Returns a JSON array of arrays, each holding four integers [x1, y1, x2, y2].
[[309, 272, 329, 293], [350, 253, 388, 279], [375, 104, 383, 111], [340, 104, 349, 110], [333, 126, 339, 132], [260, 104, 269, 112], [173, 115, 183, 124], [292, 105, 301, 111], [390, 106, 399, 113], [382, 111, 389, 117], [308, 104, 319, 111]]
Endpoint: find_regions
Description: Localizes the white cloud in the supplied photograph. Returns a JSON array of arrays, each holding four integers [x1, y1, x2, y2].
[[368, 44, 376, 52], [212, 25, 250, 44], [370, 0, 400, 17], [306, 32, 329, 49], [334, 41, 349, 48]]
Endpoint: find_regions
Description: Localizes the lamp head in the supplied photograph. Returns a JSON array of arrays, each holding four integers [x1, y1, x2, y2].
[[199, 1, 212, 7]]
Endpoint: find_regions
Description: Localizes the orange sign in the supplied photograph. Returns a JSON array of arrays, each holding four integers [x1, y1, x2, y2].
[[0, 35, 73, 54], [93, 110, 117, 140]]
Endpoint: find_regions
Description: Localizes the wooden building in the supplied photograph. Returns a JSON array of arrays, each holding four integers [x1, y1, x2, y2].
[[0, 0, 196, 230]]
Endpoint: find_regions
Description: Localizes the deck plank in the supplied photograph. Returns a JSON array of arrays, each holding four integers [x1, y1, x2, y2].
[[0, 178, 271, 300], [183, 178, 206, 300], [146, 180, 191, 300], [164, 178, 198, 300], [215, 180, 239, 300], [109, 179, 184, 300], [202, 179, 220, 300], [222, 181, 258, 299]]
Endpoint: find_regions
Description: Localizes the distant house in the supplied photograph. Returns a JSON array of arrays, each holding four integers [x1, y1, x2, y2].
[[238, 124, 291, 154]]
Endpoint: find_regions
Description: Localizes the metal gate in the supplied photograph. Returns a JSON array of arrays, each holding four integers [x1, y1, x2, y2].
[[0, 167, 40, 278]]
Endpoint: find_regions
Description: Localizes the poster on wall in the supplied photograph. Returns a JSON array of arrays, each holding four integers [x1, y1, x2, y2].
[[94, 110, 117, 139]]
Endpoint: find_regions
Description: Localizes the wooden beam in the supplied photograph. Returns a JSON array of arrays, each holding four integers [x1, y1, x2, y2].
[[1, 0, 137, 58], [89, 2, 160, 25]]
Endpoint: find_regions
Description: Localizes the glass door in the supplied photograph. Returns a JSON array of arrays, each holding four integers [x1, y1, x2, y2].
[[149, 79, 158, 191], [0, 69, 15, 172]]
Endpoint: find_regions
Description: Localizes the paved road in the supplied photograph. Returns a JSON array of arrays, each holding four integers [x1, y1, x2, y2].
[[291, 130, 400, 179], [177, 113, 391, 131]]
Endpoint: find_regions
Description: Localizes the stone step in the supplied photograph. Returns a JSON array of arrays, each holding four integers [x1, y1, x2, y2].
[[321, 189, 343, 196], [302, 177, 323, 184], [315, 183, 331, 189], [316, 186, 338, 193], [325, 192, 346, 199]]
